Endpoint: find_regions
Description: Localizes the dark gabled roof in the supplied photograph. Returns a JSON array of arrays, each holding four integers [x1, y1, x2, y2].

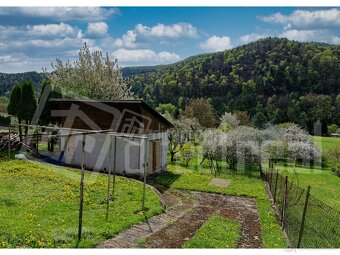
[[49, 99, 173, 131]]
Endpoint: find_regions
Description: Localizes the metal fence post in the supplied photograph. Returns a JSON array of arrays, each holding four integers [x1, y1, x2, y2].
[[8, 121, 11, 159], [112, 136, 117, 199], [106, 135, 113, 221], [78, 134, 86, 242], [36, 132, 39, 158], [269, 170, 273, 191], [297, 185, 311, 248], [142, 137, 148, 211], [273, 170, 279, 203], [281, 176, 288, 229]]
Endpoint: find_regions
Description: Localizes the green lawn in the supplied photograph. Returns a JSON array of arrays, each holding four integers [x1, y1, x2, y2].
[[0, 157, 163, 248], [183, 215, 240, 248], [312, 136, 339, 153], [274, 164, 340, 211], [156, 164, 287, 248]]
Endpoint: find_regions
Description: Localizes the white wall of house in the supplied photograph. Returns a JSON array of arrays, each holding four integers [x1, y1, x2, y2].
[[59, 130, 168, 177]]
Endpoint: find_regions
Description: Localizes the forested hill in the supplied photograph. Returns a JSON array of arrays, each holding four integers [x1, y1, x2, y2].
[[1, 38, 339, 131], [0, 72, 46, 96], [124, 37, 340, 131]]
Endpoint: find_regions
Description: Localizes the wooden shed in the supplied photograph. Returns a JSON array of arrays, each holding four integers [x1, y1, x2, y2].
[[50, 99, 172, 177]]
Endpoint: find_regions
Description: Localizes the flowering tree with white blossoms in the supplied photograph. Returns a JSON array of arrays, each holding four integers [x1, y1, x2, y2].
[[164, 112, 201, 162], [50, 43, 132, 100], [219, 112, 240, 132]]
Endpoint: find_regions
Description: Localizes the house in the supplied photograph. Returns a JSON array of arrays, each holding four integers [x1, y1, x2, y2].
[[50, 99, 172, 177]]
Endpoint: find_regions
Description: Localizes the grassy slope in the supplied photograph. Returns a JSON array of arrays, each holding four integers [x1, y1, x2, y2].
[[274, 164, 340, 211], [0, 158, 163, 248], [272, 136, 340, 211], [183, 215, 240, 248], [312, 136, 339, 153], [156, 164, 287, 248]]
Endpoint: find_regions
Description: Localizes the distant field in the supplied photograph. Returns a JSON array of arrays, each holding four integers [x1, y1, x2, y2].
[[312, 136, 339, 153]]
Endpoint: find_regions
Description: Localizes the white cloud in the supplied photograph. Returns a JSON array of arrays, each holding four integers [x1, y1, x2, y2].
[[111, 30, 137, 49], [27, 23, 80, 37], [135, 23, 198, 39], [239, 33, 268, 44], [0, 23, 82, 40], [87, 22, 108, 37], [331, 36, 340, 44], [259, 8, 340, 30], [0, 53, 47, 73], [0, 54, 21, 64], [112, 49, 180, 65], [0, 7, 119, 22], [105, 22, 198, 50], [200, 35, 232, 52], [279, 29, 330, 42]]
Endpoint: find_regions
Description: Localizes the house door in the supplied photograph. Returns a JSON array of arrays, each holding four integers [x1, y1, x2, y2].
[[148, 140, 161, 172]]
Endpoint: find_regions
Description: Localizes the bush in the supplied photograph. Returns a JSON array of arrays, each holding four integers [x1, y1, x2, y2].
[[331, 165, 340, 177], [180, 143, 194, 168], [328, 124, 338, 134]]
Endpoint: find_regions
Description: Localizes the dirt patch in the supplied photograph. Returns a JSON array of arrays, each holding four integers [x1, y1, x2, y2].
[[97, 189, 262, 249], [140, 191, 262, 248], [139, 206, 215, 248], [209, 178, 230, 187]]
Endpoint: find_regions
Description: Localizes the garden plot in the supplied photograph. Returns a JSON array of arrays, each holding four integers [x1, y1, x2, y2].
[[99, 189, 262, 248]]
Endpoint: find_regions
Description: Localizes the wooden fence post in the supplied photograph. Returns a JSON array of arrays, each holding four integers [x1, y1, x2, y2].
[[273, 170, 279, 203], [78, 134, 86, 242], [106, 135, 113, 221], [297, 185, 311, 248], [281, 176, 288, 229], [8, 121, 11, 159]]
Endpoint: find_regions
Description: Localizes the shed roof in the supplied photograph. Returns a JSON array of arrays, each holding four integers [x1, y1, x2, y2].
[[50, 99, 173, 134]]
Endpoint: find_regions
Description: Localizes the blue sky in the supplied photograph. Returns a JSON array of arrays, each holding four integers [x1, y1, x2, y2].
[[1, 7, 340, 72]]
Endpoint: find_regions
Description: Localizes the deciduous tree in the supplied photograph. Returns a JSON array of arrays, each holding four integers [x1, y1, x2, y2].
[[50, 43, 132, 100]]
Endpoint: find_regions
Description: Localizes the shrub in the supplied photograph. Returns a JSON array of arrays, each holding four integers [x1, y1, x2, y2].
[[331, 165, 340, 177], [180, 143, 194, 168], [328, 124, 338, 134]]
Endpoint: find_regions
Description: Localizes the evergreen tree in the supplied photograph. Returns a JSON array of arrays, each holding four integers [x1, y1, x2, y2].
[[38, 79, 62, 126], [7, 83, 21, 117], [18, 80, 37, 136], [7, 83, 23, 141], [252, 112, 268, 129]]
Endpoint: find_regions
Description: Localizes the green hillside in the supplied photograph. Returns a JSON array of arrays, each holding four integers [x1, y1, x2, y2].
[[0, 72, 47, 96], [125, 37, 340, 133], [1, 38, 340, 133]]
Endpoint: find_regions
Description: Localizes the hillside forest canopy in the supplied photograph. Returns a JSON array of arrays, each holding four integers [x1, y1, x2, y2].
[[0, 38, 339, 134]]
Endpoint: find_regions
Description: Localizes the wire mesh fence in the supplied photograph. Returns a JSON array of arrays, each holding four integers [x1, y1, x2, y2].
[[261, 169, 340, 248]]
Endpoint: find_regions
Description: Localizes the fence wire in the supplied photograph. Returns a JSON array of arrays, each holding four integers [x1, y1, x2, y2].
[[262, 169, 340, 248]]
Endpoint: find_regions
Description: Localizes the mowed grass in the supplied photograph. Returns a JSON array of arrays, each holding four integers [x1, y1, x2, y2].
[[312, 136, 339, 153], [183, 215, 240, 248], [155, 164, 287, 248], [0, 158, 163, 248], [274, 164, 340, 211]]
